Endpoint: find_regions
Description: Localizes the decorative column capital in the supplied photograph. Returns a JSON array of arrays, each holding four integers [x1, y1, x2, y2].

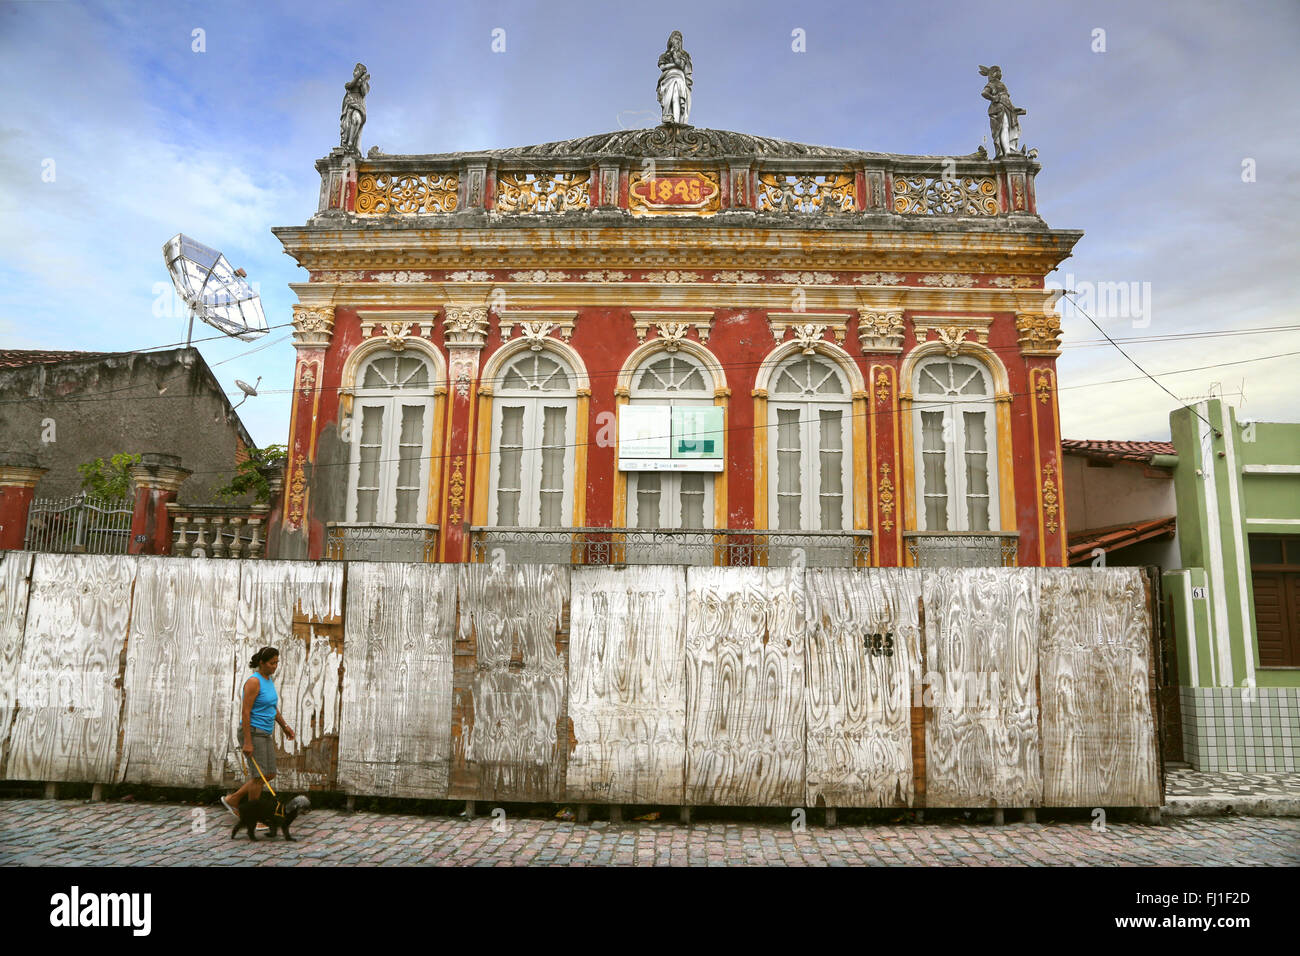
[[129, 453, 191, 494], [292, 305, 336, 348], [443, 304, 490, 350], [1015, 310, 1062, 357], [857, 309, 905, 353], [0, 456, 47, 489]]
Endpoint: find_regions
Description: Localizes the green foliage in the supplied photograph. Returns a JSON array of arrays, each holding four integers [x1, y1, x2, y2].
[[78, 452, 141, 499], [213, 444, 288, 504]]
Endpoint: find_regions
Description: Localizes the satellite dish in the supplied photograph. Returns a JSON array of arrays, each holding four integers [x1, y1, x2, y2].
[[162, 234, 268, 344], [232, 376, 261, 409]]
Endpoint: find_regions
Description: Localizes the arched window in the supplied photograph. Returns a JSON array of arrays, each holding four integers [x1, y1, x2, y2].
[[489, 350, 577, 527], [627, 352, 713, 529], [912, 357, 999, 531], [768, 354, 852, 531], [347, 351, 436, 524]]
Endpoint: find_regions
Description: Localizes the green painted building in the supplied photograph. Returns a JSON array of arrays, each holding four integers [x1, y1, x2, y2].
[[1163, 399, 1299, 771]]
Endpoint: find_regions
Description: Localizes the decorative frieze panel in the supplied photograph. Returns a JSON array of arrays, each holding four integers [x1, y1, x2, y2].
[[857, 309, 905, 353], [495, 172, 590, 213], [356, 172, 459, 214], [768, 313, 849, 351], [291, 305, 335, 348], [498, 310, 578, 348], [630, 310, 714, 346], [756, 172, 857, 214], [893, 175, 998, 216]]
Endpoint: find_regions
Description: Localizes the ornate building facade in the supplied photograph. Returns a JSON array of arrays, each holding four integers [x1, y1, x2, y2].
[[271, 62, 1080, 568]]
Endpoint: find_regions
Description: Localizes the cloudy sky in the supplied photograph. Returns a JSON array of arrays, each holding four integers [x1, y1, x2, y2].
[[1, 0, 1297, 447]]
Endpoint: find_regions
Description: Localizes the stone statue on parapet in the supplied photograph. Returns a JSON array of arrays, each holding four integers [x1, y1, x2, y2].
[[340, 63, 370, 154], [979, 64, 1026, 159], [657, 31, 693, 126]]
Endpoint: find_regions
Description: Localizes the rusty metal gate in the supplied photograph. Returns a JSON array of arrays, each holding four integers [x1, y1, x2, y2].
[[23, 493, 133, 555]]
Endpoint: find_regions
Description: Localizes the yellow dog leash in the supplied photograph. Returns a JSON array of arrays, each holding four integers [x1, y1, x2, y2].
[[238, 749, 286, 818]]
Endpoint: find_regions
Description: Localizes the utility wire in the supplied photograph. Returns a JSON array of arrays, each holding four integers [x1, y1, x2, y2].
[[159, 346, 1298, 480]]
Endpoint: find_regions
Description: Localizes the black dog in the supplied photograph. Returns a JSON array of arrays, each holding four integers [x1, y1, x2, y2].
[[231, 793, 310, 842]]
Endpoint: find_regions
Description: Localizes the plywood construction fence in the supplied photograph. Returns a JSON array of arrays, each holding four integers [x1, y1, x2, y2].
[[0, 552, 1164, 808]]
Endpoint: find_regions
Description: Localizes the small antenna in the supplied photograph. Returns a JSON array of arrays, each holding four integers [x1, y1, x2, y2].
[[232, 376, 261, 409]]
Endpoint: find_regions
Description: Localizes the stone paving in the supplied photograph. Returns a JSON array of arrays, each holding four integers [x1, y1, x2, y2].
[[1, 798, 1297, 866], [1165, 768, 1300, 798]]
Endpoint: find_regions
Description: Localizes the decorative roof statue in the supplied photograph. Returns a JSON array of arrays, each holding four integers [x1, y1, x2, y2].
[[339, 63, 370, 155], [657, 31, 693, 126], [979, 64, 1026, 159]]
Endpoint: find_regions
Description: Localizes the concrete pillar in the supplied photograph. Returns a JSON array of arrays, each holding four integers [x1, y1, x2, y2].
[[128, 453, 190, 555], [0, 455, 47, 550]]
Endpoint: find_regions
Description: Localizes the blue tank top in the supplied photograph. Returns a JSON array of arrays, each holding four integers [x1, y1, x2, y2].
[[249, 672, 277, 732]]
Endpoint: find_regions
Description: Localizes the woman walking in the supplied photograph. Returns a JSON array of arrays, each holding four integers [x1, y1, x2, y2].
[[221, 646, 295, 818]]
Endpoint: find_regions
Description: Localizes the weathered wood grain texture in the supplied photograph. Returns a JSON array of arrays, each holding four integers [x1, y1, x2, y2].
[[233, 561, 345, 791], [922, 568, 1041, 808], [337, 563, 455, 798], [3, 554, 138, 783], [0, 552, 35, 776], [804, 568, 922, 808], [567, 565, 687, 804], [452, 563, 570, 802], [118, 557, 241, 786], [1038, 568, 1161, 807], [685, 567, 806, 807]]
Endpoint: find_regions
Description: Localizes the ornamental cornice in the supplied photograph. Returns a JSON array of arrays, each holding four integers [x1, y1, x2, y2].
[[629, 310, 714, 346], [767, 312, 850, 352], [910, 314, 994, 356], [498, 309, 578, 347], [292, 283, 1047, 316], [0, 465, 47, 488], [291, 305, 336, 348], [355, 310, 439, 350], [274, 225, 1082, 277]]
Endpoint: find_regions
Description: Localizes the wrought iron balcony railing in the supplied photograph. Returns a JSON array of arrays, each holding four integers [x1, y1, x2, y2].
[[903, 531, 1019, 568], [470, 527, 871, 567], [326, 522, 439, 562]]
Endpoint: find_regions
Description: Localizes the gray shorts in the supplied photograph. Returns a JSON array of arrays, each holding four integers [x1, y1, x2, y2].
[[246, 728, 276, 779]]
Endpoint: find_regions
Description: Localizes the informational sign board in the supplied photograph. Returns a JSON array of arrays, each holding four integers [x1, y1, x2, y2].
[[618, 405, 724, 472]]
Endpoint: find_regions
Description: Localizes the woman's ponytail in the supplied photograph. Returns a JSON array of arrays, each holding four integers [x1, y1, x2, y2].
[[249, 646, 279, 669]]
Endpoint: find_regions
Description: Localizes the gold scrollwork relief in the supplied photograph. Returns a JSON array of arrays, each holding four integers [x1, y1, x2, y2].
[[356, 172, 459, 214]]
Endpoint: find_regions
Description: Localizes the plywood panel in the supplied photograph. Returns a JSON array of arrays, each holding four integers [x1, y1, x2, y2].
[[233, 561, 345, 791], [337, 563, 455, 798], [685, 567, 806, 807], [1038, 568, 1161, 807], [567, 565, 686, 804], [922, 568, 1041, 808], [452, 563, 570, 802], [0, 552, 35, 776], [804, 568, 922, 808], [119, 557, 241, 786], [3, 554, 137, 783]]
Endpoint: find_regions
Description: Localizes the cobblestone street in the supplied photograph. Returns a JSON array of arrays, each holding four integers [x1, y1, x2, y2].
[[2, 798, 1297, 866]]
